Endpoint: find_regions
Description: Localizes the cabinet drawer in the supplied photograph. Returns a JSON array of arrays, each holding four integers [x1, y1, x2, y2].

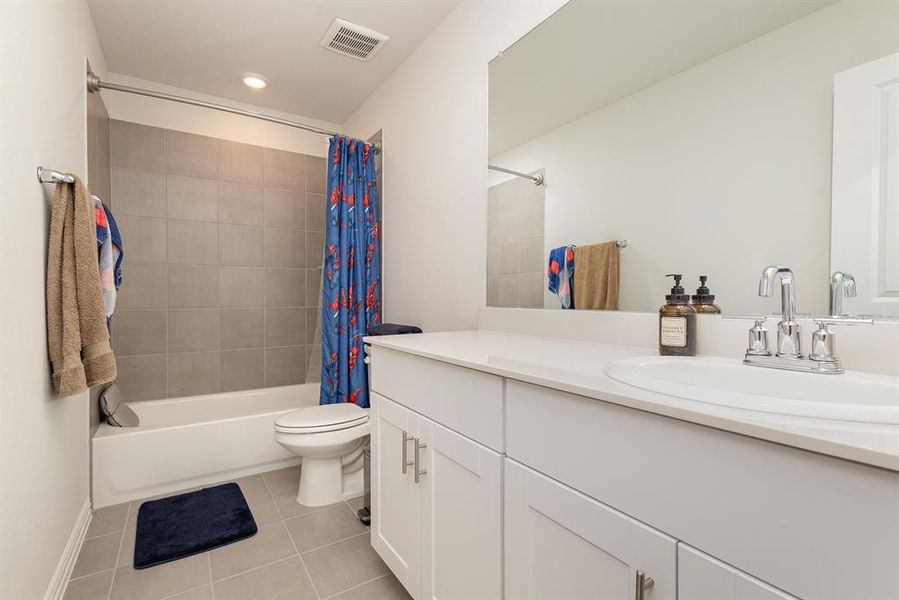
[[506, 380, 899, 600], [679, 544, 798, 600], [369, 346, 503, 451]]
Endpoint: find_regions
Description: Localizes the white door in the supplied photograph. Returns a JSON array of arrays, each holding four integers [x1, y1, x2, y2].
[[371, 393, 420, 597], [418, 417, 502, 600], [505, 459, 676, 600], [831, 51, 899, 316], [678, 544, 799, 600]]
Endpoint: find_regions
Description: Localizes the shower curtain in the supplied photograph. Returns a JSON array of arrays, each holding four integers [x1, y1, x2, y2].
[[320, 136, 381, 407]]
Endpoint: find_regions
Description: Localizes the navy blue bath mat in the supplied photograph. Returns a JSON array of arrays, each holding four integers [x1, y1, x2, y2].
[[134, 482, 257, 569]]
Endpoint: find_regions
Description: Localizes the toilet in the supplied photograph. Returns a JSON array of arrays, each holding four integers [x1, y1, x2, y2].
[[274, 403, 370, 507]]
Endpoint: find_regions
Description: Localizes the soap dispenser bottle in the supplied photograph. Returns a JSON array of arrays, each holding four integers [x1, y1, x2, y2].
[[691, 275, 722, 314], [659, 274, 696, 356]]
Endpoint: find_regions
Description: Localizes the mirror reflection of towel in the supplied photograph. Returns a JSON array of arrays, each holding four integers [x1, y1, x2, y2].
[[573, 242, 620, 310]]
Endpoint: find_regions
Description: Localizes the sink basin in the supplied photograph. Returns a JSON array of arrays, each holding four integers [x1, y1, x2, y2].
[[604, 356, 899, 424]]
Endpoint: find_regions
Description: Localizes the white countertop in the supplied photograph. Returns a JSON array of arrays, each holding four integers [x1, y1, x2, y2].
[[364, 329, 899, 472]]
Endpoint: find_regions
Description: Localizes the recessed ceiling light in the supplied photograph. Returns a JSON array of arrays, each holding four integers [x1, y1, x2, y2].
[[241, 73, 268, 89]]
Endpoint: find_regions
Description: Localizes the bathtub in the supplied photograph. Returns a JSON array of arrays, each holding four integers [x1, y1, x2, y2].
[[92, 384, 318, 508]]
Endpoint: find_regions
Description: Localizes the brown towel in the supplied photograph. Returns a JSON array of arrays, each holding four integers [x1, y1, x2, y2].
[[573, 242, 620, 310], [47, 176, 116, 397]]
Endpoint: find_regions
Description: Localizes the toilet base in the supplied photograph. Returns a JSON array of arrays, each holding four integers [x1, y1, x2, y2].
[[296, 456, 365, 507]]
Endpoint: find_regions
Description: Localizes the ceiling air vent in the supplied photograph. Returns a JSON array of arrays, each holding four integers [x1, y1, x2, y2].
[[320, 18, 389, 62]]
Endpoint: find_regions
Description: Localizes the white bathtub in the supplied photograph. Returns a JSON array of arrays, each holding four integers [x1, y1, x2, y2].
[[92, 384, 318, 508]]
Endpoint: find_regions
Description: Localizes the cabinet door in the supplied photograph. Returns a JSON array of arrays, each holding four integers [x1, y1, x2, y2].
[[371, 393, 420, 597], [678, 544, 799, 600], [418, 418, 502, 600], [505, 459, 676, 600]]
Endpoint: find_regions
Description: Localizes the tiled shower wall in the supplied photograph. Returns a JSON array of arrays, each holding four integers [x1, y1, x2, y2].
[[109, 120, 326, 401], [487, 174, 545, 308]]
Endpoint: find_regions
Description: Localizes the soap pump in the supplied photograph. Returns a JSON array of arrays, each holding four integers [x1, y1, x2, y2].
[[659, 274, 696, 356], [691, 275, 722, 314]]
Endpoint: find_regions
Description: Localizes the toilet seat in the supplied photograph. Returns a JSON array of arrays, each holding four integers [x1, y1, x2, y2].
[[275, 404, 369, 434]]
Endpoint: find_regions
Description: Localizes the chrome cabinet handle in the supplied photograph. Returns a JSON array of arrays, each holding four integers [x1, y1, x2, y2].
[[635, 569, 654, 600], [413, 438, 427, 484], [401, 431, 414, 474]]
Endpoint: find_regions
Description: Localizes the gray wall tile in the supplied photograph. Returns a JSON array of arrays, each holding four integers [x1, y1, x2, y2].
[[306, 156, 326, 194], [305, 307, 319, 344], [116, 216, 167, 263], [265, 308, 305, 347], [110, 120, 165, 173], [265, 346, 306, 386], [264, 228, 304, 268], [166, 130, 218, 178], [168, 264, 219, 308], [221, 308, 264, 350], [305, 270, 321, 307], [220, 267, 265, 307], [167, 219, 218, 264], [305, 193, 325, 233], [263, 148, 305, 191], [111, 168, 166, 218], [220, 224, 263, 266], [218, 140, 263, 185], [218, 182, 263, 226], [168, 309, 220, 352], [264, 269, 304, 307], [263, 188, 304, 229], [518, 272, 544, 308], [115, 355, 166, 402], [221, 349, 265, 392], [112, 310, 167, 356], [116, 263, 167, 309], [168, 352, 220, 397], [167, 175, 218, 222]]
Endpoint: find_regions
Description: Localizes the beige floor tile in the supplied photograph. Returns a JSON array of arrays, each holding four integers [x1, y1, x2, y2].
[[329, 573, 411, 600], [63, 569, 114, 600], [209, 522, 296, 581], [346, 496, 365, 511], [303, 533, 387, 598], [109, 554, 209, 600], [118, 529, 135, 567], [245, 492, 281, 525], [234, 475, 269, 499], [164, 585, 213, 600], [269, 488, 323, 519], [72, 532, 122, 578], [87, 503, 129, 538], [213, 557, 316, 600], [261, 466, 301, 494], [285, 504, 367, 553]]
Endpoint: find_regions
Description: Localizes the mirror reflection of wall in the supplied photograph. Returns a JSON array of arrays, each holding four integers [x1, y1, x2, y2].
[[487, 0, 899, 316]]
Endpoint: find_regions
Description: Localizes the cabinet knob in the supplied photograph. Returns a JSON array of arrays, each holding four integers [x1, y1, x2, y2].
[[635, 569, 654, 600], [414, 438, 427, 484], [401, 431, 414, 474]]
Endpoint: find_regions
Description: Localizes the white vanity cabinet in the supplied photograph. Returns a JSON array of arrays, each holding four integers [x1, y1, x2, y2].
[[369, 346, 504, 600], [678, 545, 798, 600], [505, 460, 677, 600]]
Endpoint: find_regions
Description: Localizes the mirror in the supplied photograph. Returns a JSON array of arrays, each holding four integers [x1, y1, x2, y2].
[[487, 0, 899, 317]]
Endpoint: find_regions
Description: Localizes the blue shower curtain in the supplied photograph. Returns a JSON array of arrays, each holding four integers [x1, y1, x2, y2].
[[320, 136, 381, 407]]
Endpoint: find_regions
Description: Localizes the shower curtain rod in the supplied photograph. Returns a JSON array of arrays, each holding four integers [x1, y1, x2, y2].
[[488, 164, 544, 186], [86, 71, 381, 154]]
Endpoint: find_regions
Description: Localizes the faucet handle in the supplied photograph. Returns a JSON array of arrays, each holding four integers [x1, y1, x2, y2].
[[809, 316, 873, 364], [723, 315, 771, 356]]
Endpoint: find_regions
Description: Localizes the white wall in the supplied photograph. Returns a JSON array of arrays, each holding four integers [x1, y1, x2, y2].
[[103, 74, 336, 157], [490, 0, 899, 315], [0, 2, 108, 598], [342, 0, 567, 332]]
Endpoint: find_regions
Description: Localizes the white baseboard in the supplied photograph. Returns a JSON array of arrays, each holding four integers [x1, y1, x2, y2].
[[44, 499, 92, 600]]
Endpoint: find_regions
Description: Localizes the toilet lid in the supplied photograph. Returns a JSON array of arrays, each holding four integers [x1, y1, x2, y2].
[[275, 404, 368, 431]]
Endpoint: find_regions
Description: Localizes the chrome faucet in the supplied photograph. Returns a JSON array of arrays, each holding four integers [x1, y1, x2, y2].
[[829, 271, 856, 317], [758, 266, 801, 357]]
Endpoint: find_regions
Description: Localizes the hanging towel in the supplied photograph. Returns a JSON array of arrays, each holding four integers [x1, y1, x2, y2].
[[94, 196, 116, 321], [547, 245, 576, 309], [47, 177, 117, 398], [573, 241, 620, 311]]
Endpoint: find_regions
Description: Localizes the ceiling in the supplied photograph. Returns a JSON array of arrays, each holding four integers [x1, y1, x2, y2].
[[489, 0, 834, 157], [88, 0, 458, 123]]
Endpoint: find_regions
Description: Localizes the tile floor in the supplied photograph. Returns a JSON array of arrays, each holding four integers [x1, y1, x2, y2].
[[63, 466, 410, 600]]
